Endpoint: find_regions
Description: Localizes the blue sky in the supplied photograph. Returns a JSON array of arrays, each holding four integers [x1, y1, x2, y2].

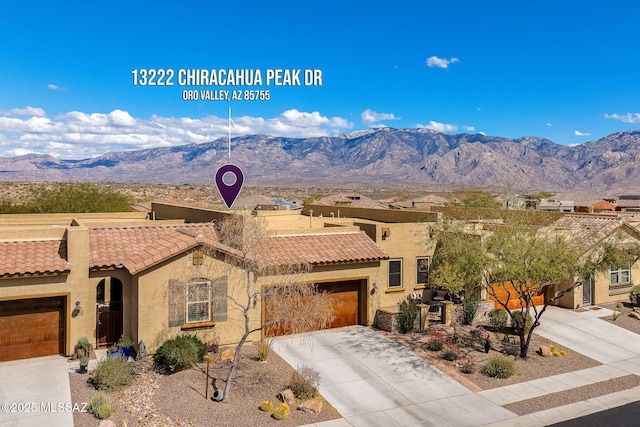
[[1, 1, 639, 159]]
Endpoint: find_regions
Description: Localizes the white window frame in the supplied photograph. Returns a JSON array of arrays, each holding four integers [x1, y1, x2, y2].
[[416, 257, 430, 285], [610, 264, 631, 286], [186, 280, 211, 323], [388, 259, 402, 288]]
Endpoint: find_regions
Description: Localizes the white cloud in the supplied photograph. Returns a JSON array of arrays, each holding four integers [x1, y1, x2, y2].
[[47, 83, 64, 91], [0, 107, 354, 159], [417, 121, 458, 133], [462, 126, 475, 132], [605, 113, 640, 123], [574, 130, 590, 136], [426, 56, 459, 69], [0, 106, 47, 117], [546, 122, 553, 127], [361, 109, 400, 125]]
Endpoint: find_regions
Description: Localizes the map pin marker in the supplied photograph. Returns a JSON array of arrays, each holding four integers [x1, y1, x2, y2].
[[215, 164, 244, 209]]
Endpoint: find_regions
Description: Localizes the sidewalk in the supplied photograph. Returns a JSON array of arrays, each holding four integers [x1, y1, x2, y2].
[[275, 306, 640, 427]]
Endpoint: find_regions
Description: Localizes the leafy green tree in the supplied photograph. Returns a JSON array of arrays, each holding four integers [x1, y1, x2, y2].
[[461, 192, 501, 209], [431, 214, 640, 358], [25, 183, 131, 213], [484, 226, 640, 358], [430, 231, 484, 297]]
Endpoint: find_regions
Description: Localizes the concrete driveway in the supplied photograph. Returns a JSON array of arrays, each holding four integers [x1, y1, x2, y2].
[[0, 356, 74, 427], [272, 326, 516, 427]]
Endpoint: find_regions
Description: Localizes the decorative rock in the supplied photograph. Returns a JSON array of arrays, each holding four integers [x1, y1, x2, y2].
[[99, 421, 117, 427], [118, 421, 128, 427], [298, 397, 323, 414], [630, 311, 640, 321], [277, 389, 295, 406], [539, 345, 552, 357], [221, 348, 235, 361]]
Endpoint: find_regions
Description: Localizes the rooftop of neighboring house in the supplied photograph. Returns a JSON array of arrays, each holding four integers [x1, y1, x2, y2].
[[540, 214, 640, 251], [552, 191, 618, 203], [315, 193, 387, 209]]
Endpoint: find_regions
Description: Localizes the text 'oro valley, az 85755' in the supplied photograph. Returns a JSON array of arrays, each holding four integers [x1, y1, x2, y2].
[[131, 68, 323, 102]]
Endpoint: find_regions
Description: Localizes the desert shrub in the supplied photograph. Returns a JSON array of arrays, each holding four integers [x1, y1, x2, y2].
[[258, 339, 272, 362], [481, 355, 516, 379], [458, 355, 476, 374], [398, 296, 419, 333], [630, 285, 640, 306], [272, 406, 289, 420], [90, 391, 114, 419], [259, 400, 273, 412], [92, 357, 133, 391], [153, 334, 206, 373], [511, 310, 533, 335], [425, 330, 444, 351], [76, 336, 93, 357], [488, 309, 508, 332], [461, 295, 479, 325], [442, 341, 460, 361], [289, 364, 320, 400]]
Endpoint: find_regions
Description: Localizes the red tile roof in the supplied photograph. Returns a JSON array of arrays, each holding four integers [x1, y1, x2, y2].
[[249, 232, 388, 268], [89, 223, 217, 274], [0, 239, 70, 277]]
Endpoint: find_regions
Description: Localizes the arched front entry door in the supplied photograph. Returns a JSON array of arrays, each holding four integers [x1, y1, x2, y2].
[[96, 277, 123, 347]]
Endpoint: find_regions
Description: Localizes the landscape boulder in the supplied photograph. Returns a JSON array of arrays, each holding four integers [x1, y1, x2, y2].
[[298, 397, 323, 414], [539, 345, 552, 357], [277, 389, 295, 406], [221, 348, 236, 361]]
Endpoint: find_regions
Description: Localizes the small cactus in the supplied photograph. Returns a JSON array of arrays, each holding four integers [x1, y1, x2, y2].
[[259, 400, 273, 412], [272, 407, 288, 420], [560, 350, 567, 356], [548, 344, 556, 350], [279, 402, 290, 412], [552, 350, 561, 357]]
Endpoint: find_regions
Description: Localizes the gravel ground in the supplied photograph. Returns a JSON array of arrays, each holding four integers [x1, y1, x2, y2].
[[380, 324, 601, 392], [70, 344, 341, 426], [600, 302, 640, 335], [503, 375, 640, 415]]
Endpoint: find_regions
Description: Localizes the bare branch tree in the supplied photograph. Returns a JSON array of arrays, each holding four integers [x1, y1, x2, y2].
[[206, 215, 335, 403]]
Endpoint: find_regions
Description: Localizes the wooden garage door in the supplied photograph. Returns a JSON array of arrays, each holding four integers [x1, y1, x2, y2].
[[488, 281, 545, 310], [0, 297, 65, 362], [318, 281, 360, 329], [264, 280, 362, 337]]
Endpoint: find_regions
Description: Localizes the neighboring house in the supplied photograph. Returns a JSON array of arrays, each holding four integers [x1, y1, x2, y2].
[[315, 193, 387, 209], [0, 204, 440, 362], [573, 199, 616, 213], [539, 199, 575, 212], [616, 195, 640, 212], [540, 214, 640, 309], [411, 194, 450, 209]]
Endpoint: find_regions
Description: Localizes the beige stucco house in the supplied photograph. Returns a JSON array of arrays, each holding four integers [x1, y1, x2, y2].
[[541, 214, 640, 308], [0, 204, 438, 362]]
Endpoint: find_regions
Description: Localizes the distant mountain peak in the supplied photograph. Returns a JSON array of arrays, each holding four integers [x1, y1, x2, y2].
[[0, 128, 638, 193]]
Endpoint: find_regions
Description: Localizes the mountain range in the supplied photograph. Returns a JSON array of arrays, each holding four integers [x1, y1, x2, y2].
[[1, 128, 639, 192]]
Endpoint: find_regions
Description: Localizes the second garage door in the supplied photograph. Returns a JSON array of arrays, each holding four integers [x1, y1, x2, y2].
[[264, 279, 364, 337], [0, 297, 66, 362]]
